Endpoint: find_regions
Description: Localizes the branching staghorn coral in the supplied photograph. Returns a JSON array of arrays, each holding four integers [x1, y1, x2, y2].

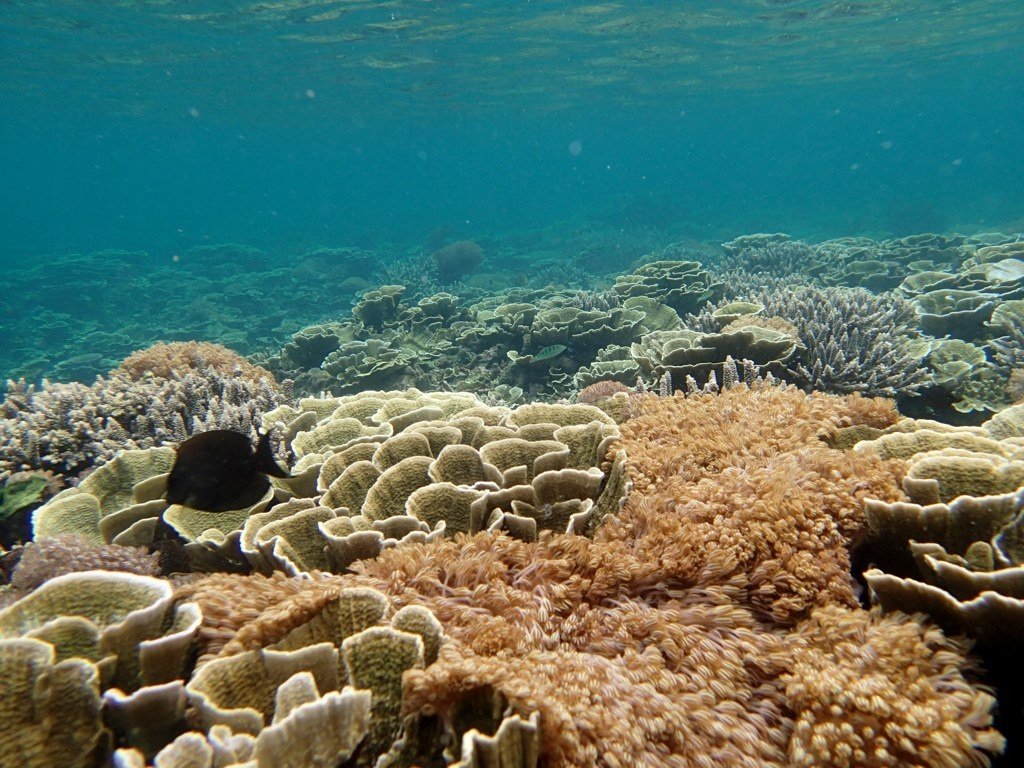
[[372, 252, 444, 300], [719, 235, 819, 279], [751, 285, 929, 398], [0, 365, 287, 480], [569, 289, 622, 312]]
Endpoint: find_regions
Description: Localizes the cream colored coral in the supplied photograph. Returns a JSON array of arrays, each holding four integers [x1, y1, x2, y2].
[[256, 679, 371, 768], [342, 626, 425, 757], [186, 643, 339, 733]]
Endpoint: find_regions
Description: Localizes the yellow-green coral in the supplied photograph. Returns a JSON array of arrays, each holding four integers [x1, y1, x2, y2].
[[361, 456, 433, 521], [0, 570, 194, 692], [186, 643, 340, 734], [0, 638, 105, 768]]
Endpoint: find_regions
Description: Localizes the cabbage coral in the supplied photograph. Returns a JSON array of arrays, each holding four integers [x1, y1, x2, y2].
[[173, 386, 1002, 767]]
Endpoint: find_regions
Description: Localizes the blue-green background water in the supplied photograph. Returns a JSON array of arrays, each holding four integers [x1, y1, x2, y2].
[[1, 1, 1022, 382]]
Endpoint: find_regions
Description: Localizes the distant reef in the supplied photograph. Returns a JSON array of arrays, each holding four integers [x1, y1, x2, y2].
[[2, 230, 1024, 766]]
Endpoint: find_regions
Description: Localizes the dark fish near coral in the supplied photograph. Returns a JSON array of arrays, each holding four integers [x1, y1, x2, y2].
[[165, 430, 290, 512]]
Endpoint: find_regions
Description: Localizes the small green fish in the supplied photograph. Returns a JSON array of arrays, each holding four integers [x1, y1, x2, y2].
[[532, 344, 567, 361]]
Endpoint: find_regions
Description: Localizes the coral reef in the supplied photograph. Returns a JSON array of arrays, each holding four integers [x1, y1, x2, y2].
[[252, 231, 1023, 419], [0, 365, 285, 480], [2, 381, 1007, 767], [265, 261, 713, 400], [166, 386, 1001, 768], [7, 228, 1024, 767], [754, 285, 930, 399]]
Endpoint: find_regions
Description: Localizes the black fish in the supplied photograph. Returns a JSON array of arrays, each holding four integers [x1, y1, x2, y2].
[[165, 429, 291, 512]]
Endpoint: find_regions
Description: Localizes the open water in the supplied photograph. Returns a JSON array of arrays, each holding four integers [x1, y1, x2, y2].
[[0, 1, 1022, 382]]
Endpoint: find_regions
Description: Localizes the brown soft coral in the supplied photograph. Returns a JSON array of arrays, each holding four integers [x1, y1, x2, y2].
[[404, 643, 792, 768], [117, 341, 276, 387], [173, 571, 327, 663], [605, 387, 906, 623], [784, 605, 1004, 767], [620, 386, 899, 497], [401, 606, 1002, 768]]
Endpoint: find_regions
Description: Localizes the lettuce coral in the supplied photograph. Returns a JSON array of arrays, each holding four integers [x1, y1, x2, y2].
[[3, 380, 1007, 767]]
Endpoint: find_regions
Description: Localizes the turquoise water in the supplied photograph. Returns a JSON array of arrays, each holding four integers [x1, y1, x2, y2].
[[1, 1, 1022, 382], [3, 6, 1024, 764], [2, 1, 1022, 257]]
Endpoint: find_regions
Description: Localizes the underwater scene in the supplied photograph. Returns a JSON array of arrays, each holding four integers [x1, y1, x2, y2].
[[2, 1, 1024, 766]]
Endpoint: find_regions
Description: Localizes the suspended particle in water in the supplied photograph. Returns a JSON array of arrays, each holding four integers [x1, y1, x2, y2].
[[881, 140, 893, 149], [568, 139, 583, 156], [305, 89, 316, 99], [188, 106, 200, 118]]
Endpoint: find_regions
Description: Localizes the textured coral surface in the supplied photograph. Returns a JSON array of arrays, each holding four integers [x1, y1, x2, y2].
[[169, 387, 1003, 767]]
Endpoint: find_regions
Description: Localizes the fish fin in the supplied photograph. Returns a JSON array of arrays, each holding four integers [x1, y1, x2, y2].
[[255, 430, 292, 478]]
